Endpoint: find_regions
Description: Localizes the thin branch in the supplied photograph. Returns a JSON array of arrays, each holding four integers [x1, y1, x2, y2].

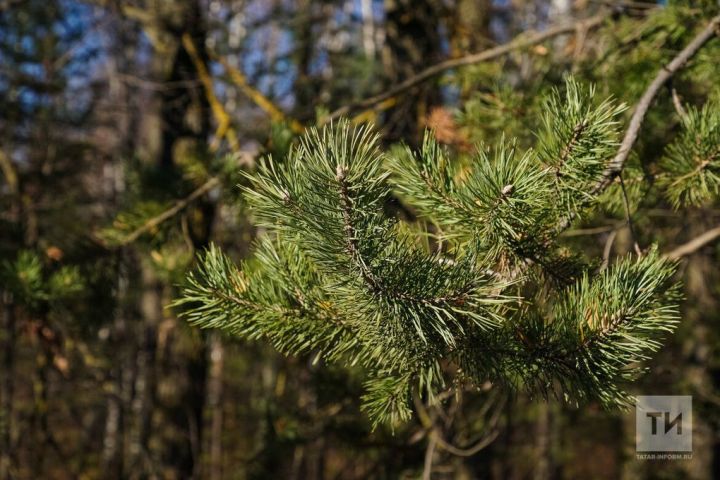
[[601, 229, 618, 271], [561, 224, 621, 237], [325, 14, 609, 122], [422, 432, 437, 480], [181, 34, 240, 152], [555, 14, 720, 233], [434, 429, 500, 457], [598, 14, 720, 191], [211, 52, 305, 134], [618, 174, 642, 255], [433, 393, 504, 457], [590, 0, 659, 10], [664, 225, 720, 260], [671, 87, 688, 120], [115, 177, 220, 246]]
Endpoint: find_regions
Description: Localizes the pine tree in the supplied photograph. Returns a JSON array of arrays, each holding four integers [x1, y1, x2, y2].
[[173, 70, 703, 428]]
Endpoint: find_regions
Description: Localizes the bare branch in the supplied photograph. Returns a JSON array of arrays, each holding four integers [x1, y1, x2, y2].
[[664, 225, 720, 260], [422, 433, 437, 480], [671, 87, 688, 120], [325, 14, 609, 122], [601, 229, 618, 271], [561, 224, 621, 237], [181, 34, 240, 152], [618, 174, 642, 255], [114, 177, 220, 247], [434, 429, 500, 457], [211, 52, 305, 134], [590, 0, 659, 10]]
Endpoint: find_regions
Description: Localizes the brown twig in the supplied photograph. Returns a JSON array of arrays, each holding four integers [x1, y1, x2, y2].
[[664, 225, 720, 260], [434, 428, 500, 457], [325, 14, 609, 122], [561, 224, 621, 237], [212, 52, 305, 134], [115, 177, 220, 246], [671, 87, 688, 120], [555, 14, 720, 233], [182, 34, 240, 151], [590, 0, 659, 10], [601, 229, 618, 271], [422, 432, 437, 480], [618, 174, 642, 255]]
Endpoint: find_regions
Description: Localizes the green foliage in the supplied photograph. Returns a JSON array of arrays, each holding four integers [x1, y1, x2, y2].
[[536, 78, 627, 212], [530, 249, 680, 407], [1, 251, 44, 306], [390, 134, 555, 262], [1, 250, 84, 308], [175, 239, 361, 362], [98, 200, 170, 245], [457, 81, 540, 147], [596, 154, 647, 217], [361, 373, 414, 430], [390, 78, 625, 273], [659, 100, 720, 208], [178, 98, 684, 427]]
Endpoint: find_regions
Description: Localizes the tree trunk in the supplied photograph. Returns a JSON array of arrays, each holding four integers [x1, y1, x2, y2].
[[0, 293, 15, 480], [534, 402, 552, 480], [128, 266, 161, 477], [206, 332, 224, 480], [382, 0, 445, 144]]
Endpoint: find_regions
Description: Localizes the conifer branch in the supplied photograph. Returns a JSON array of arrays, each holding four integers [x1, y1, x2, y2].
[[660, 100, 720, 208], [179, 111, 685, 426], [556, 14, 720, 232], [113, 177, 220, 246]]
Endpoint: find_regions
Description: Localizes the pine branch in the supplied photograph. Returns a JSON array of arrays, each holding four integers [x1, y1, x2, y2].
[[390, 79, 621, 284], [540, 249, 679, 406], [105, 177, 220, 247], [660, 100, 720, 207], [175, 241, 363, 361], [555, 14, 720, 233], [178, 114, 685, 426], [537, 78, 626, 213]]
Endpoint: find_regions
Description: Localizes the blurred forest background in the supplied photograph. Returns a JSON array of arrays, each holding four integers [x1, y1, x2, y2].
[[1, 0, 720, 479]]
